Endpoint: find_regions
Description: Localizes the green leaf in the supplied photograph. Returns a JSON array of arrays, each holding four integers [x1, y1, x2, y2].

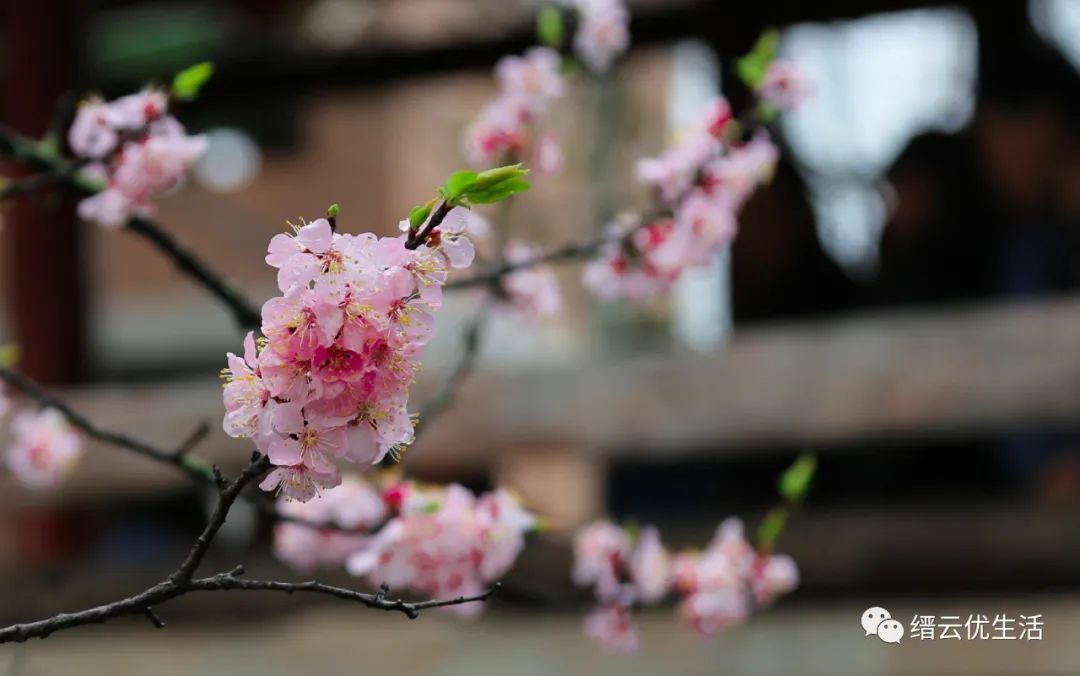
[[735, 29, 779, 90], [171, 61, 215, 101], [537, 6, 564, 49], [473, 164, 528, 190], [444, 170, 479, 201], [0, 344, 20, 368], [778, 453, 817, 503], [408, 204, 432, 230], [326, 203, 340, 218], [756, 507, 788, 551], [466, 176, 531, 204]]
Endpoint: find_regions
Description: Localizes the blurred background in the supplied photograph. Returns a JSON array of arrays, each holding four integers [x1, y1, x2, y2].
[[2, 0, 1080, 674]]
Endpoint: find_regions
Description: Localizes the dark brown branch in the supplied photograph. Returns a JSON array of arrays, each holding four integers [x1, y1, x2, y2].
[[0, 452, 498, 644], [0, 124, 262, 331], [405, 200, 453, 250], [126, 217, 262, 330], [411, 299, 492, 442], [445, 235, 610, 292], [0, 366, 217, 485], [0, 366, 350, 534]]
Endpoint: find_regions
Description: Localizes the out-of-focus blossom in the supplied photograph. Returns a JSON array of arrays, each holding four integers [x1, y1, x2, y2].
[[566, 0, 631, 73], [500, 241, 561, 317], [496, 48, 565, 115], [71, 90, 206, 229], [573, 520, 632, 601], [758, 60, 812, 112], [629, 526, 671, 603], [572, 517, 798, 650], [5, 408, 82, 489], [587, 100, 779, 303], [274, 474, 386, 572], [346, 482, 535, 617], [585, 603, 639, 654]]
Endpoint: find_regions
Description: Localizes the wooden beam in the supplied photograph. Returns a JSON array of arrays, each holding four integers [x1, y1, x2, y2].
[[3, 296, 1079, 503]]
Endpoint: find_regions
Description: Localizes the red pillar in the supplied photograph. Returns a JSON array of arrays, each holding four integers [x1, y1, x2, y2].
[[1, 0, 85, 384]]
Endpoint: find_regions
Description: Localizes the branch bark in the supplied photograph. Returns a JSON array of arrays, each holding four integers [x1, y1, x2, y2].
[[0, 453, 499, 643]]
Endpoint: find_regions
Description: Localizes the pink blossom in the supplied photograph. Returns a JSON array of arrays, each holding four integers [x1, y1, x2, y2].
[[751, 553, 799, 606], [463, 95, 530, 168], [495, 48, 565, 115], [679, 587, 750, 636], [535, 133, 565, 175], [226, 206, 478, 501], [68, 99, 118, 159], [273, 474, 386, 572], [584, 604, 639, 654], [572, 520, 631, 601], [703, 130, 778, 209], [759, 60, 812, 112], [346, 483, 534, 617], [71, 90, 206, 229], [629, 526, 671, 603], [500, 241, 561, 317], [568, 0, 631, 73], [5, 408, 82, 489]]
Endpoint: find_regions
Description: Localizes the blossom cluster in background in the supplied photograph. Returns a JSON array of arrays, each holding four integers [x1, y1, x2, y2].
[[221, 209, 476, 502], [464, 47, 566, 171], [1, 386, 83, 489], [69, 89, 207, 229], [584, 96, 781, 302], [562, 0, 631, 73], [274, 474, 536, 617], [573, 518, 799, 653]]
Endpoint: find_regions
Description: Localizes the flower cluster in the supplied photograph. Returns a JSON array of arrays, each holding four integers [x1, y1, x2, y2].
[[69, 89, 207, 229], [221, 210, 475, 502], [583, 98, 778, 302], [344, 481, 536, 617], [3, 406, 83, 490], [573, 518, 798, 653], [464, 47, 566, 170], [563, 0, 631, 74]]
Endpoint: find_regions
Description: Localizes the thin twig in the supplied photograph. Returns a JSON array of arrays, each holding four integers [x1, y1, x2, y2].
[[125, 217, 262, 330], [0, 366, 355, 534], [411, 299, 493, 442], [445, 235, 611, 292], [405, 200, 453, 250], [0, 366, 217, 485], [0, 124, 262, 331], [0, 452, 498, 643]]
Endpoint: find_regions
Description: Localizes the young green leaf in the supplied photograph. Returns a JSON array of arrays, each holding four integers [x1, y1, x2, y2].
[[466, 176, 531, 204], [777, 453, 817, 503], [756, 507, 788, 551], [408, 204, 432, 230], [537, 6, 565, 49], [326, 203, 341, 219], [0, 344, 20, 368], [444, 170, 479, 201], [473, 164, 529, 190], [735, 29, 779, 90], [172, 62, 215, 101]]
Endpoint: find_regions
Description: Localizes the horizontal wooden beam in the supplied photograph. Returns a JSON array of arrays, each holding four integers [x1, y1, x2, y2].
[[3, 296, 1079, 502]]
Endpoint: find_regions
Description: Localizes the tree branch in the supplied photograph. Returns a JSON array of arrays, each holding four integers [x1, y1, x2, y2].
[[0, 366, 356, 534], [411, 299, 493, 443], [445, 234, 611, 292], [0, 452, 499, 643], [125, 217, 262, 330], [0, 124, 262, 331], [0, 366, 217, 485]]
